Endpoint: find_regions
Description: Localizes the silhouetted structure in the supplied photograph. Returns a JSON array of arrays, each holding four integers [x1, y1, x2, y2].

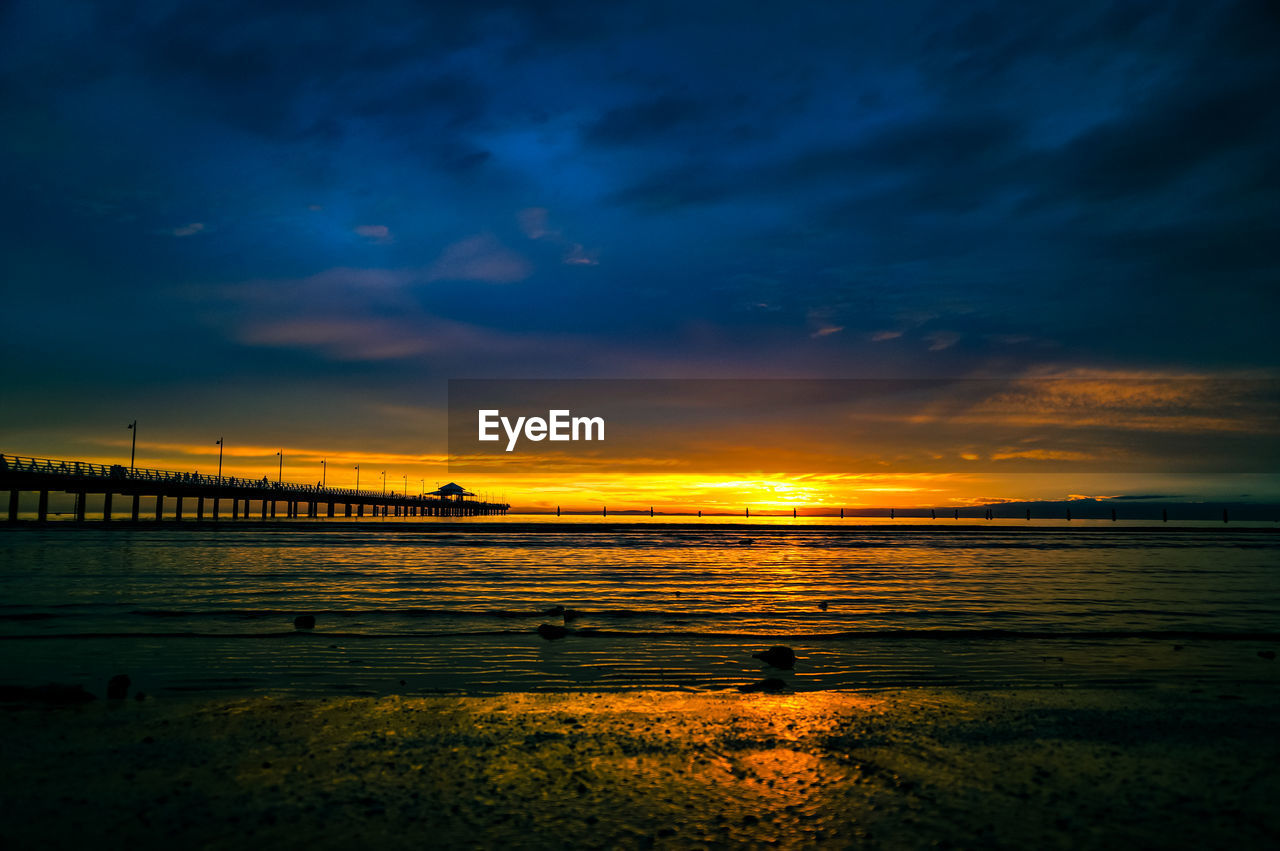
[[0, 454, 507, 522]]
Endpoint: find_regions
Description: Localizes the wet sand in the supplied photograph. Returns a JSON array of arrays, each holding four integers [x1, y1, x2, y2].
[[3, 684, 1278, 849]]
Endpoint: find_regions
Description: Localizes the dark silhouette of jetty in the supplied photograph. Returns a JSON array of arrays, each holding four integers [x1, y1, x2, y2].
[[0, 453, 508, 522]]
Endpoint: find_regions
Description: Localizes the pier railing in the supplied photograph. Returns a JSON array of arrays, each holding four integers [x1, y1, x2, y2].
[[0, 453, 433, 501]]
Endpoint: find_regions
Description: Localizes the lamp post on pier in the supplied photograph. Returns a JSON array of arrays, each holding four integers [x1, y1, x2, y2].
[[277, 451, 283, 484], [381, 471, 386, 495], [355, 465, 360, 491], [216, 438, 224, 478], [127, 420, 137, 469], [321, 459, 326, 488], [402, 475, 407, 498]]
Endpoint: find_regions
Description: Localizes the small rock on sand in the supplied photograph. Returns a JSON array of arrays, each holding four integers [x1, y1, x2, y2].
[[537, 623, 568, 640], [106, 674, 131, 700], [294, 615, 316, 629], [753, 645, 797, 670]]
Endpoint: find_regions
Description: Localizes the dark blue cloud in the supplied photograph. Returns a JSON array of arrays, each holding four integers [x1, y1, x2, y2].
[[0, 0, 1276, 426]]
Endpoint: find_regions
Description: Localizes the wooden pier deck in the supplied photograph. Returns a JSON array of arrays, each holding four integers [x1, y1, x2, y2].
[[0, 454, 508, 522]]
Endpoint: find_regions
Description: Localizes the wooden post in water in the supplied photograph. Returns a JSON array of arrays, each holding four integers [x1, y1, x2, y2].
[[103, 492, 113, 522], [156, 495, 164, 521], [37, 490, 48, 522], [132, 494, 141, 521], [174, 496, 183, 521], [1162, 509, 1168, 522], [9, 489, 19, 522], [1223, 508, 1229, 523]]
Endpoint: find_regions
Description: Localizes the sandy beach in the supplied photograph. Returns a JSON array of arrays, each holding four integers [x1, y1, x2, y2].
[[3, 682, 1277, 850]]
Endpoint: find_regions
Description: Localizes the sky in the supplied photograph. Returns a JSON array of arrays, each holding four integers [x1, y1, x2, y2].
[[2, 1, 1277, 509]]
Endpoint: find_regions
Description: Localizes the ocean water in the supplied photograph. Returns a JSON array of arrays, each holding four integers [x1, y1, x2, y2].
[[1, 521, 1277, 696]]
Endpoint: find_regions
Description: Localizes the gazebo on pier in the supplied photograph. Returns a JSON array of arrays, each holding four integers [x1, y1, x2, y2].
[[430, 482, 474, 502]]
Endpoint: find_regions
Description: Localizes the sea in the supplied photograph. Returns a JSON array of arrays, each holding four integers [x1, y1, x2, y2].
[[1, 518, 1277, 697]]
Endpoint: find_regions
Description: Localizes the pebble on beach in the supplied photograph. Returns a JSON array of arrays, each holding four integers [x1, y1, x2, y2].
[[294, 615, 317, 630], [753, 645, 797, 670], [537, 623, 568, 640], [106, 674, 131, 700]]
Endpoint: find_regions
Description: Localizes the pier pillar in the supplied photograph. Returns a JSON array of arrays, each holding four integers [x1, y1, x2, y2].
[[37, 490, 49, 522], [8, 489, 18, 522], [155, 495, 164, 520], [261, 500, 267, 519], [212, 498, 219, 519], [345, 504, 351, 517], [357, 504, 364, 517], [270, 501, 276, 518], [197, 497, 205, 521], [175, 496, 183, 521], [74, 492, 86, 522], [232, 499, 239, 520], [1163, 509, 1168, 522], [132, 494, 141, 521], [327, 503, 334, 518], [103, 491, 112, 522]]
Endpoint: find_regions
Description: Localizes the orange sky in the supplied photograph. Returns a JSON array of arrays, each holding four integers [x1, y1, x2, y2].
[[13, 377, 1274, 511]]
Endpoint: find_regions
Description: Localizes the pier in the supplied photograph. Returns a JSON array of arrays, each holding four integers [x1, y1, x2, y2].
[[0, 454, 508, 522]]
